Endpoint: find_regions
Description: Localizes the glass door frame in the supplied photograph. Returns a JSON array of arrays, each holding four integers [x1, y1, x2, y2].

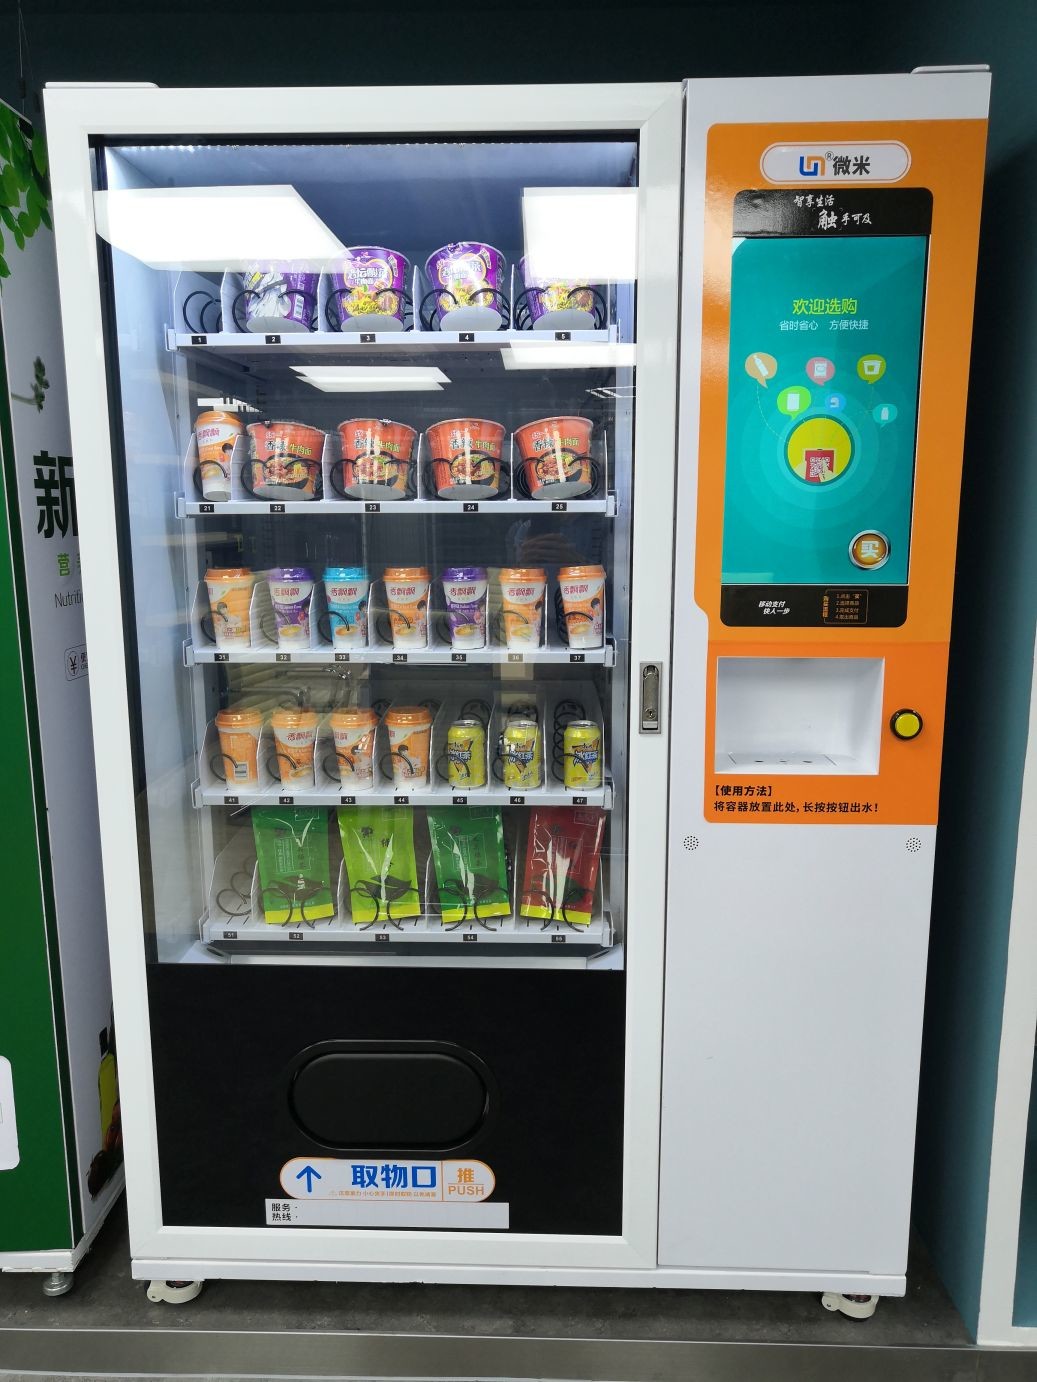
[[45, 81, 682, 1279]]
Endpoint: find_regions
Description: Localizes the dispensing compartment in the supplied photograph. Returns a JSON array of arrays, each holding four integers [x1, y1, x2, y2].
[[714, 656, 884, 775]]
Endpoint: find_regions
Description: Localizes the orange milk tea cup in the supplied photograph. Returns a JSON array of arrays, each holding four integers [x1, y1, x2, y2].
[[383, 566, 430, 648], [195, 409, 242, 501], [499, 567, 547, 649], [514, 416, 594, 500], [205, 567, 254, 648], [269, 708, 319, 785], [327, 707, 379, 790], [558, 564, 606, 649], [213, 706, 263, 786], [384, 705, 433, 787]]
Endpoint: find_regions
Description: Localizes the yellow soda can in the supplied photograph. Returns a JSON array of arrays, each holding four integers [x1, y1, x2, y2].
[[447, 719, 487, 788], [563, 720, 602, 790], [502, 719, 541, 790]]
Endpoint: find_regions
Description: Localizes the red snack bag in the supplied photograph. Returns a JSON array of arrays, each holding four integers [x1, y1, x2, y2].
[[519, 807, 606, 926]]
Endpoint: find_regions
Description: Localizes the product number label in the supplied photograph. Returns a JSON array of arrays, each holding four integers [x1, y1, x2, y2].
[[452, 795, 467, 805], [459, 332, 475, 343], [554, 330, 572, 342], [365, 502, 381, 513], [463, 502, 478, 513], [451, 652, 466, 663], [335, 652, 350, 662], [508, 653, 523, 663], [190, 334, 206, 346], [393, 653, 407, 663], [224, 795, 240, 805], [269, 503, 286, 514], [289, 931, 303, 942], [265, 333, 282, 345], [215, 652, 229, 663], [340, 795, 356, 805], [360, 332, 376, 344], [394, 794, 409, 805], [573, 795, 588, 805], [222, 929, 238, 940], [199, 502, 215, 514], [551, 934, 567, 943], [510, 794, 525, 805], [279, 794, 295, 805], [375, 933, 390, 943], [569, 653, 585, 663], [462, 933, 478, 942], [551, 501, 568, 512], [276, 652, 291, 663]]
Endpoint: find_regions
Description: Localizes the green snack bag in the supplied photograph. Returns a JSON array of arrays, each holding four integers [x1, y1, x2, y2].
[[251, 807, 334, 925], [338, 806, 421, 925], [427, 807, 510, 924]]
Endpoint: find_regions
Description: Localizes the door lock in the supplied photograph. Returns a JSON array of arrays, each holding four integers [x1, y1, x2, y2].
[[640, 662, 662, 733]]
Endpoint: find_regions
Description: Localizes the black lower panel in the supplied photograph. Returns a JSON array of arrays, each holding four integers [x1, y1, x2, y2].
[[147, 963, 625, 1235]]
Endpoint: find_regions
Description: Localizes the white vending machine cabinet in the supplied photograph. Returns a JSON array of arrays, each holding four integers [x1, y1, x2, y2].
[[43, 70, 986, 1296]]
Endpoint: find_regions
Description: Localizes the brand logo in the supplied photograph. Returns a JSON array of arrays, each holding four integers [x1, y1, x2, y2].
[[761, 142, 911, 185]]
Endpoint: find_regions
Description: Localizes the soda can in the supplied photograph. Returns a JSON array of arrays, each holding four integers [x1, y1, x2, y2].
[[502, 718, 541, 790], [447, 718, 487, 788], [563, 720, 602, 790]]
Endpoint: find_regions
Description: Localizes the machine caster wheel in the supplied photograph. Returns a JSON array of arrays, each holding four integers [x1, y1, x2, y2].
[[41, 1271, 73, 1298], [146, 1279, 204, 1304], [821, 1292, 879, 1320]]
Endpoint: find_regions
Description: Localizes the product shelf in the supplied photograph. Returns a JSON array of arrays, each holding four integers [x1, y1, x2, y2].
[[169, 325, 619, 356]]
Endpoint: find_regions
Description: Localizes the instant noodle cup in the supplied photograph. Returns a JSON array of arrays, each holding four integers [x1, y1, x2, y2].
[[323, 566, 369, 648], [268, 567, 314, 648], [334, 419, 416, 501], [205, 567, 254, 649], [239, 265, 318, 333], [517, 258, 603, 332], [213, 706, 262, 787], [269, 708, 319, 786], [425, 418, 505, 498], [499, 567, 547, 650], [441, 565, 487, 649], [384, 705, 433, 788], [244, 420, 324, 501], [195, 410, 242, 502], [328, 707, 378, 790], [424, 242, 506, 331], [383, 565, 430, 649], [327, 247, 409, 332], [558, 564, 606, 649], [514, 416, 595, 500]]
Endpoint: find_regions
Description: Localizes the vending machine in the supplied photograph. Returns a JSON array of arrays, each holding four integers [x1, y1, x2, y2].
[[43, 69, 986, 1308]]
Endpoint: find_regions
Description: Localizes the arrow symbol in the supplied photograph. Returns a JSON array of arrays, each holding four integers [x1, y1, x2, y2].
[[295, 1164, 322, 1194]]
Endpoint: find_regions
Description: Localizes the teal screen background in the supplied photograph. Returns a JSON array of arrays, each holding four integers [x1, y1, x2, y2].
[[721, 234, 927, 586]]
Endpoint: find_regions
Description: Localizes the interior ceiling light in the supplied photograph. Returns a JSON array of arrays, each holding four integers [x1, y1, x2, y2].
[[521, 187, 638, 282], [502, 343, 636, 370], [93, 186, 346, 271], [290, 365, 449, 393]]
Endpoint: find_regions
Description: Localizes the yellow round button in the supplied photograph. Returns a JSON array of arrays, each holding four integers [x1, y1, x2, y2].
[[890, 709, 923, 741]]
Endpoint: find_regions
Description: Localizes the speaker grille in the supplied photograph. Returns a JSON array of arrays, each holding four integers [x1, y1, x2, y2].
[[906, 837, 922, 853], [683, 834, 699, 851]]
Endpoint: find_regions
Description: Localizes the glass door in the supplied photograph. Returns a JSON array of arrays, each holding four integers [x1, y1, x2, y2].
[[73, 104, 678, 1253]]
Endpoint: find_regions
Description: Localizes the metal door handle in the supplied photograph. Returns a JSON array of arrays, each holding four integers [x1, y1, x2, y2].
[[640, 662, 662, 733]]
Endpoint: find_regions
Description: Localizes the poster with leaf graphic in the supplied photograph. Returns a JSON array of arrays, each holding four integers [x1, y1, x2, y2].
[[0, 100, 122, 1259]]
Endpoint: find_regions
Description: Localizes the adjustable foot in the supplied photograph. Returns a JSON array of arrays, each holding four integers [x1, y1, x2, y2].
[[146, 1279, 204, 1304], [821, 1291, 879, 1320]]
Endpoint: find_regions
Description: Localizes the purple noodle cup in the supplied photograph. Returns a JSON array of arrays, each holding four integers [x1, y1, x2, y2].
[[424, 242, 507, 331], [240, 266, 319, 334], [327, 247, 410, 332], [517, 257, 603, 331]]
